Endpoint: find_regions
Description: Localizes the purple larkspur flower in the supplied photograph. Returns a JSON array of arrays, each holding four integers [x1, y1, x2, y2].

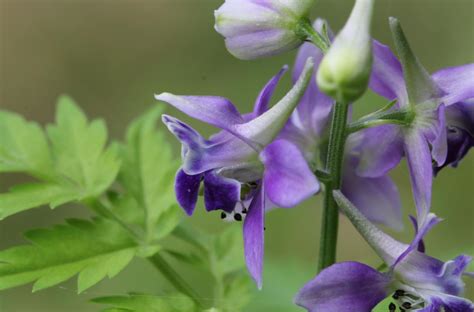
[[156, 58, 319, 288], [356, 18, 474, 228], [280, 19, 403, 231], [214, 0, 314, 60], [295, 191, 474, 312]]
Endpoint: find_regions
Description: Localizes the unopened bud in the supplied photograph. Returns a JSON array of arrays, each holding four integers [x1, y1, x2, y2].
[[317, 0, 374, 102]]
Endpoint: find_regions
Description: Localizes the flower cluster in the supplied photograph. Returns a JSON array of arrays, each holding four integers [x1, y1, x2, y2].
[[157, 0, 473, 310]]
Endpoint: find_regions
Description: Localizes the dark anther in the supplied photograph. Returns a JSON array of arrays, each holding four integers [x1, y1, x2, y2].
[[220, 212, 227, 219], [393, 289, 405, 299], [242, 208, 248, 214], [402, 302, 412, 309], [264, 227, 266, 231], [389, 302, 396, 312], [234, 213, 242, 221]]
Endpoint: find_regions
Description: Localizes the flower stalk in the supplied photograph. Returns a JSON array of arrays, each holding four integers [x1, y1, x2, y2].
[[317, 100, 350, 271]]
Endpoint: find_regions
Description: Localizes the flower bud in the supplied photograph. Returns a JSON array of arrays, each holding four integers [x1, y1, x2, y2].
[[214, 0, 315, 60], [317, 0, 374, 102]]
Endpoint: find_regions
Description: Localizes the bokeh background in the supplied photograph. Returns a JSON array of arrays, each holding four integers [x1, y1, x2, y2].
[[1, 0, 473, 311]]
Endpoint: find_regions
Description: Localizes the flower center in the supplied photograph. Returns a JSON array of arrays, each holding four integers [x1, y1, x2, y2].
[[388, 289, 426, 311]]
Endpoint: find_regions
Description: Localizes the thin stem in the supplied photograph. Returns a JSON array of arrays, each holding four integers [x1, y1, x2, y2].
[[297, 19, 329, 53], [318, 100, 349, 272], [148, 254, 206, 309], [347, 118, 406, 135]]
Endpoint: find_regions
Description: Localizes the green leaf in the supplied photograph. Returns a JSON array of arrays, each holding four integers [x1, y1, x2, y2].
[[0, 95, 120, 219], [212, 225, 245, 276], [117, 106, 180, 241], [0, 111, 54, 179], [92, 293, 195, 312], [0, 218, 147, 293], [372, 296, 397, 312], [220, 274, 254, 312]]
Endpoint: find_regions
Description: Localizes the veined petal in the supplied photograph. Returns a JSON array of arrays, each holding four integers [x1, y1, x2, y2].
[[203, 171, 241, 213], [432, 64, 474, 106], [243, 185, 265, 289], [252, 65, 288, 117], [389, 18, 441, 107], [175, 169, 203, 216], [342, 156, 403, 231], [404, 129, 433, 225], [352, 125, 404, 178], [156, 94, 244, 131], [369, 40, 408, 104], [294, 261, 391, 312], [162, 115, 255, 174], [260, 139, 319, 207], [234, 57, 314, 148]]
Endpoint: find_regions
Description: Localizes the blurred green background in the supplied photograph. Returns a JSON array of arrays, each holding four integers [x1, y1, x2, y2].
[[0, 0, 473, 311]]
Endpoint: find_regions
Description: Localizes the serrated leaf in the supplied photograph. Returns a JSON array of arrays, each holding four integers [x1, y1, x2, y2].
[[117, 106, 180, 241], [0, 96, 120, 219], [0, 218, 147, 292], [0, 111, 54, 179], [92, 293, 195, 312]]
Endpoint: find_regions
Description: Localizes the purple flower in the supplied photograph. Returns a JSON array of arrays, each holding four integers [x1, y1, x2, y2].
[[295, 191, 474, 312], [280, 19, 403, 231], [214, 0, 314, 60], [357, 18, 474, 228], [156, 58, 319, 288], [433, 101, 473, 175]]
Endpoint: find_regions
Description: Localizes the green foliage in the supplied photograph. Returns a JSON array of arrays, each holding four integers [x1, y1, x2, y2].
[[168, 225, 254, 311], [92, 293, 195, 312], [0, 95, 120, 219], [0, 217, 149, 293], [113, 106, 181, 242]]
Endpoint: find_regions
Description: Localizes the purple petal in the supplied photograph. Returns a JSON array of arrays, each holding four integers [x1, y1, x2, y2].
[[294, 261, 390, 312], [156, 93, 244, 131], [418, 104, 448, 167], [369, 40, 408, 104], [437, 295, 474, 312], [404, 129, 433, 225], [409, 215, 425, 253], [175, 169, 203, 216], [243, 186, 265, 289], [342, 157, 403, 231], [203, 171, 240, 213], [252, 65, 288, 117], [352, 125, 404, 178], [260, 139, 319, 207], [432, 64, 474, 106]]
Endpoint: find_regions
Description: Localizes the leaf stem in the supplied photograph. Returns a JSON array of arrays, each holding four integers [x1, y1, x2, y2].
[[148, 253, 206, 309], [297, 19, 329, 53], [318, 100, 349, 272]]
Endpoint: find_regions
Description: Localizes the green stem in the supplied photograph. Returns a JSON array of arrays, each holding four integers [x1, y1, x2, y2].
[[318, 100, 349, 272], [148, 254, 206, 309], [297, 19, 329, 53]]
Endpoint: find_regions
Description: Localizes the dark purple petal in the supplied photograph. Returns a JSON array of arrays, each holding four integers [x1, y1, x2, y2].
[[260, 139, 319, 207], [156, 93, 244, 131], [342, 157, 403, 231], [432, 64, 474, 106], [437, 294, 474, 312], [175, 169, 203, 216], [243, 186, 265, 289], [404, 129, 433, 225], [252, 65, 288, 117], [294, 261, 391, 312], [369, 40, 408, 104], [352, 125, 404, 178], [203, 171, 240, 213]]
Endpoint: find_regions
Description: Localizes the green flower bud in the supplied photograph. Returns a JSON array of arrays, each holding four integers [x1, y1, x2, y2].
[[317, 0, 374, 102]]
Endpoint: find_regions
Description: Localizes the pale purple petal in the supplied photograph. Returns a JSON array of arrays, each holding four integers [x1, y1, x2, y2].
[[342, 157, 403, 231], [175, 169, 203, 216], [260, 139, 319, 207], [432, 64, 474, 106], [243, 186, 265, 289], [352, 125, 404, 178], [156, 93, 244, 130], [294, 261, 390, 312], [404, 129, 433, 224], [417, 104, 448, 167], [369, 40, 408, 104], [409, 215, 425, 253], [252, 65, 288, 117], [203, 171, 241, 213]]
